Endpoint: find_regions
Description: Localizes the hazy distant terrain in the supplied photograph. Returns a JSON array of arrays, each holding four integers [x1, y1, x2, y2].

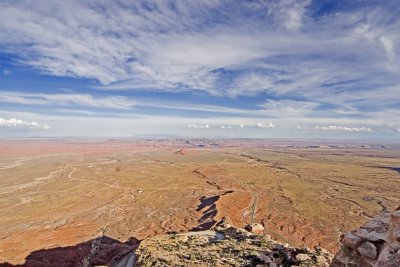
[[0, 139, 399, 265]]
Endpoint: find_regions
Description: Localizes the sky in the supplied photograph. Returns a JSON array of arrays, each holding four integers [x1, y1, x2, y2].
[[0, 0, 399, 139]]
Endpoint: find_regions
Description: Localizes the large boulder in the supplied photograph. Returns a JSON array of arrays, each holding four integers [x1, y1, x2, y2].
[[332, 206, 400, 267], [244, 223, 265, 234]]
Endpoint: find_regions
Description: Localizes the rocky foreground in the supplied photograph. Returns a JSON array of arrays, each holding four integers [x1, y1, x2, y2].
[[135, 205, 400, 267], [135, 217, 333, 267], [5, 208, 400, 266], [332, 206, 400, 267]]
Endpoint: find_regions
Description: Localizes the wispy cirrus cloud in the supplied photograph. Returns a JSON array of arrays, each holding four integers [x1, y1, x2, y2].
[[0, 0, 399, 98], [0, 91, 135, 109], [0, 1, 399, 138]]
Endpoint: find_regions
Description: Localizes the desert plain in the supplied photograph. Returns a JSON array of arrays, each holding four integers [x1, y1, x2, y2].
[[0, 139, 399, 265]]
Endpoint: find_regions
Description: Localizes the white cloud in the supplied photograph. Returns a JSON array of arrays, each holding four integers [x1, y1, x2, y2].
[[1, 109, 397, 138], [220, 125, 235, 129], [353, 21, 398, 64], [380, 36, 396, 62], [0, 117, 49, 129], [313, 125, 372, 132], [266, 0, 311, 30], [187, 124, 209, 129], [256, 122, 276, 129]]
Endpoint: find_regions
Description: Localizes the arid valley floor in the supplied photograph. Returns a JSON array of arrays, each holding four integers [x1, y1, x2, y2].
[[0, 139, 399, 265]]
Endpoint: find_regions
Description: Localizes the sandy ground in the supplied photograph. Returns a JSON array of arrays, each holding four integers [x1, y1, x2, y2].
[[0, 140, 399, 265]]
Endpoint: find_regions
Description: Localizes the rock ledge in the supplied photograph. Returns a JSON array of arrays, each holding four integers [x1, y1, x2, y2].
[[135, 217, 333, 266]]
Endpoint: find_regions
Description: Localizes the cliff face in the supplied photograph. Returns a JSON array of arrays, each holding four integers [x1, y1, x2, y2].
[[135, 217, 333, 267], [332, 206, 400, 267]]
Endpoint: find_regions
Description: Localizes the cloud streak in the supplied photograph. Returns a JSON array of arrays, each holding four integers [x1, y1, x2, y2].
[[313, 126, 372, 132], [0, 117, 49, 129], [256, 122, 276, 129], [0, 92, 135, 109], [0, 0, 399, 98], [0, 1, 399, 138], [188, 124, 209, 129]]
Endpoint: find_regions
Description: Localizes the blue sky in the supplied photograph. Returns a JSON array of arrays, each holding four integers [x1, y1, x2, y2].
[[0, 0, 399, 138]]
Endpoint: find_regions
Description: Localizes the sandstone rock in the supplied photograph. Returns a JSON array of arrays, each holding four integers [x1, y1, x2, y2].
[[296, 253, 311, 261], [244, 223, 264, 233], [357, 241, 377, 259], [375, 243, 400, 267], [391, 211, 400, 223], [214, 216, 234, 231], [333, 207, 400, 267], [341, 232, 363, 249], [392, 226, 400, 242], [135, 218, 333, 266], [352, 228, 386, 242], [363, 213, 390, 234]]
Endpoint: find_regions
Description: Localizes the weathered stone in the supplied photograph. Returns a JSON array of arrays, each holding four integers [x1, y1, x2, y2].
[[363, 213, 390, 233], [391, 211, 400, 223], [135, 217, 333, 267], [296, 253, 311, 261], [391, 226, 400, 242], [244, 223, 264, 233], [333, 207, 400, 267], [214, 216, 234, 231], [357, 241, 377, 259], [352, 228, 386, 242], [341, 232, 363, 249], [375, 243, 400, 267]]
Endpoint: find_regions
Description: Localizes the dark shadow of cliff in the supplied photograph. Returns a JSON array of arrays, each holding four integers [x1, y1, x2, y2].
[[0, 235, 139, 267], [386, 167, 400, 174], [191, 191, 234, 231], [371, 166, 400, 174]]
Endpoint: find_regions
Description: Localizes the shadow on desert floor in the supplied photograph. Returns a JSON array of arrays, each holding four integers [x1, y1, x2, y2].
[[0, 235, 139, 267]]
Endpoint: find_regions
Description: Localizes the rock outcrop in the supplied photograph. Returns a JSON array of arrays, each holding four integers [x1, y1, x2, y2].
[[244, 223, 265, 234], [135, 217, 333, 266], [332, 206, 400, 267]]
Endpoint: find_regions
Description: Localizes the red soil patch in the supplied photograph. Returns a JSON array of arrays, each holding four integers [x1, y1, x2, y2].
[[216, 190, 253, 226]]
